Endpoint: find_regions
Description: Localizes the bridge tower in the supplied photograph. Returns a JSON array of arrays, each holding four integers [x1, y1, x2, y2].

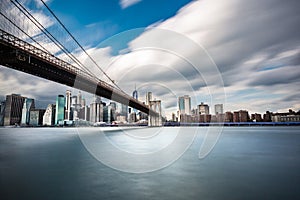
[[148, 100, 162, 126]]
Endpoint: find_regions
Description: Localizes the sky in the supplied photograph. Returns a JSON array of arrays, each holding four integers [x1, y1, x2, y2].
[[0, 0, 300, 118]]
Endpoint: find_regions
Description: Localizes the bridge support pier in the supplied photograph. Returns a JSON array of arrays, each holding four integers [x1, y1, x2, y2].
[[148, 100, 162, 127]]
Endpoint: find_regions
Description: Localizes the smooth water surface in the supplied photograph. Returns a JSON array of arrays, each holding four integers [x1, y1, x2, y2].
[[0, 127, 300, 199]]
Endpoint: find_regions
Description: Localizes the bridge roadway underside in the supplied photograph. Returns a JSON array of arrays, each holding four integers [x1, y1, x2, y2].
[[0, 43, 156, 116]]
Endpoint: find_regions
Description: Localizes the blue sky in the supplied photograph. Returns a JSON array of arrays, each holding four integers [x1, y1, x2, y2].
[[0, 0, 300, 118], [46, 0, 193, 47]]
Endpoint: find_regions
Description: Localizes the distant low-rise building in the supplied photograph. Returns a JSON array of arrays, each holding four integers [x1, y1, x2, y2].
[[263, 111, 272, 122], [272, 110, 300, 122], [251, 113, 262, 122], [225, 112, 233, 122]]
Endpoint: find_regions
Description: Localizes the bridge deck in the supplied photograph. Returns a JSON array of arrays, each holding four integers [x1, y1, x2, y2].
[[0, 29, 157, 116]]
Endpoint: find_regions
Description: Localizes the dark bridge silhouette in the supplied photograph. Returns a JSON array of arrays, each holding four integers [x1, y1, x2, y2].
[[0, 29, 157, 116]]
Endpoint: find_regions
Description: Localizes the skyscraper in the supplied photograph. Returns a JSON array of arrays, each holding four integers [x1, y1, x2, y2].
[[4, 94, 26, 126], [90, 95, 103, 123], [132, 85, 138, 113], [43, 104, 56, 126], [77, 91, 82, 107], [65, 90, 71, 121], [0, 100, 6, 126], [214, 104, 224, 115], [132, 85, 138, 100], [21, 98, 35, 125], [178, 95, 191, 115], [29, 109, 45, 126], [198, 102, 209, 115], [55, 95, 65, 125]]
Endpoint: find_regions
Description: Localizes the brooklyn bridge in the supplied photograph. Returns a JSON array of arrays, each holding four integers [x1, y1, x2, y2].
[[0, 0, 161, 125]]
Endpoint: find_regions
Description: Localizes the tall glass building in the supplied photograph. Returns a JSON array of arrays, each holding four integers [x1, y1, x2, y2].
[[55, 95, 65, 125], [4, 94, 26, 126], [21, 98, 35, 125], [178, 95, 191, 115]]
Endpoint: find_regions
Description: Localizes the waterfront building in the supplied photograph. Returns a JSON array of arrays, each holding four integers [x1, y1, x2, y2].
[[251, 113, 262, 122], [21, 98, 35, 125], [216, 113, 225, 122], [178, 95, 191, 115], [214, 104, 224, 115], [198, 102, 209, 115], [65, 90, 72, 121], [43, 104, 56, 126], [239, 110, 249, 122], [0, 100, 6, 126], [4, 94, 26, 126], [263, 111, 272, 122], [55, 95, 65, 125], [225, 111, 233, 122], [90, 95, 103, 123], [233, 110, 249, 122], [271, 110, 300, 122], [77, 91, 82, 108], [199, 114, 211, 123], [233, 111, 240, 122], [103, 105, 112, 123], [29, 109, 45, 126], [180, 114, 192, 123]]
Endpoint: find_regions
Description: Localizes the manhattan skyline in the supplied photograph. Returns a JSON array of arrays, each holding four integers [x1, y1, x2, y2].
[[0, 0, 299, 119]]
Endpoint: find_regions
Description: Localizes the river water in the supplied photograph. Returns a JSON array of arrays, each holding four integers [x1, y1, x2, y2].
[[0, 126, 299, 199]]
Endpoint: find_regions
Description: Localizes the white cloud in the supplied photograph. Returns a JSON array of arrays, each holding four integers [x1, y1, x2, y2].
[[119, 0, 142, 9], [106, 0, 300, 117]]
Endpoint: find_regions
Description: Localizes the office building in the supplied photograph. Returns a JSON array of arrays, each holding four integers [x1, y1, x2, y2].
[[21, 98, 35, 125], [251, 113, 262, 122], [4, 94, 26, 126], [65, 90, 72, 121], [178, 95, 191, 115], [29, 109, 45, 126], [233, 110, 249, 122], [90, 95, 103, 123], [239, 110, 249, 122], [199, 114, 211, 123], [103, 104, 112, 123], [233, 111, 240, 122], [198, 102, 209, 115], [132, 85, 138, 100], [271, 110, 300, 122], [43, 104, 56, 126], [55, 95, 65, 125], [214, 104, 224, 115], [77, 91, 82, 107], [0, 100, 6, 126], [225, 112, 233, 122]]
